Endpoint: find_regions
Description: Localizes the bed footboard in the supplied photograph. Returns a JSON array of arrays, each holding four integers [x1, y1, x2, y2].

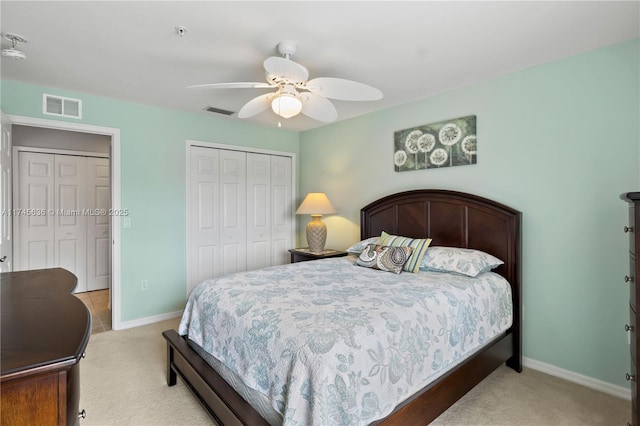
[[164, 329, 516, 426], [372, 332, 514, 425], [162, 330, 269, 426]]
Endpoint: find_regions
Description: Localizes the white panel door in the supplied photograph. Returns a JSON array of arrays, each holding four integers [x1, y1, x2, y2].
[[189, 147, 221, 292], [16, 151, 55, 271], [87, 157, 110, 291], [220, 150, 246, 276], [0, 112, 12, 272], [54, 155, 88, 292], [246, 153, 271, 271], [270, 155, 293, 265]]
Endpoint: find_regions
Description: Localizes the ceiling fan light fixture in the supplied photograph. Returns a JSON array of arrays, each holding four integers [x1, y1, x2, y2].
[[271, 94, 302, 119], [1, 48, 26, 60], [189, 40, 383, 125], [1, 32, 28, 60]]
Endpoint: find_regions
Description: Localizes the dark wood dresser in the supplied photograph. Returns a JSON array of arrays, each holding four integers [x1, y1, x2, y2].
[[1, 268, 91, 426], [623, 192, 640, 426]]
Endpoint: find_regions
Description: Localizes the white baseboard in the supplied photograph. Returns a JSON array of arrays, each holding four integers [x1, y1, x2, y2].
[[523, 356, 631, 400], [113, 310, 182, 331]]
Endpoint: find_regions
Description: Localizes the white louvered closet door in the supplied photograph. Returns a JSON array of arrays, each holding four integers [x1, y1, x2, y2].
[[188, 146, 293, 293]]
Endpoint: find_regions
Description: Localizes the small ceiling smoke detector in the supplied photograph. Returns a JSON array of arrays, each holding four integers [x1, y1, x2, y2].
[[1, 32, 28, 60], [175, 26, 187, 37]]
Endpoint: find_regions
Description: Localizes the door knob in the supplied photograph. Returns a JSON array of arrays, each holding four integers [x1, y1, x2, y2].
[[0, 256, 6, 263], [625, 275, 635, 283], [626, 373, 636, 381], [626, 324, 635, 332], [625, 226, 634, 233]]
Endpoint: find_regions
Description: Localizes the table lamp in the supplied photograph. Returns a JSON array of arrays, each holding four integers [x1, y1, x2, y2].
[[295, 192, 336, 253]]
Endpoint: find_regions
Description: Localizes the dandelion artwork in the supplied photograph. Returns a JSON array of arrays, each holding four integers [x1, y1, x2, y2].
[[393, 115, 477, 172]]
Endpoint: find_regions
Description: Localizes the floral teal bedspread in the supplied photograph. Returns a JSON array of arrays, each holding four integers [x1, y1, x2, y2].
[[179, 256, 512, 425]]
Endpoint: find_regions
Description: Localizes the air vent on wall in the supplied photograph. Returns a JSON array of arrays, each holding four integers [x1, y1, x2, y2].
[[204, 106, 234, 116], [43, 94, 82, 119]]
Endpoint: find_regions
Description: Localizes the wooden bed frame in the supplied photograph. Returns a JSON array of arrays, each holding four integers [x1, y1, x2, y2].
[[163, 189, 522, 425]]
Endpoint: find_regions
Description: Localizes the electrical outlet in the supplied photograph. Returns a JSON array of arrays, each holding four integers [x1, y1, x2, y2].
[[141, 280, 149, 291]]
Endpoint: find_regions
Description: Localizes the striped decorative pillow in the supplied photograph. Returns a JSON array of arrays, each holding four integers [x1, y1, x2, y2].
[[379, 231, 432, 273]]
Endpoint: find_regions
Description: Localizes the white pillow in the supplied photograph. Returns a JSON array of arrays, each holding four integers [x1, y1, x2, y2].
[[346, 237, 379, 254], [420, 246, 503, 277]]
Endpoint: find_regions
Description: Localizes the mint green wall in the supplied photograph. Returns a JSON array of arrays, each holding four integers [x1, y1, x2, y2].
[[0, 80, 299, 322], [299, 39, 640, 388], [2, 38, 638, 390]]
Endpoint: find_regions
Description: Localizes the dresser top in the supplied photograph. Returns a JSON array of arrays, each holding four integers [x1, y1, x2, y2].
[[1, 268, 91, 379], [622, 192, 640, 202]]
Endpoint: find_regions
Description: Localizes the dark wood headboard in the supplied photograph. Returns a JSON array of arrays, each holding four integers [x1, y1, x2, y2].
[[361, 189, 521, 285]]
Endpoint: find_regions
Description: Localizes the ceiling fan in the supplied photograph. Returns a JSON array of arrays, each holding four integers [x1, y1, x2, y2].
[[188, 40, 383, 124]]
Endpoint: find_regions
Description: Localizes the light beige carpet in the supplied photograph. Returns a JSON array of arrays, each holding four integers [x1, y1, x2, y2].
[[80, 318, 630, 425]]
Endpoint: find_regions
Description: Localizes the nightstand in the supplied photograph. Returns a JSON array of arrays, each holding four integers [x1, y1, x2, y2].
[[288, 248, 348, 263]]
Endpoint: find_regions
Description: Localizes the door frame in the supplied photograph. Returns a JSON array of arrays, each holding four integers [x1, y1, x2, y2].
[[185, 139, 296, 295], [0, 112, 13, 273], [6, 114, 123, 330]]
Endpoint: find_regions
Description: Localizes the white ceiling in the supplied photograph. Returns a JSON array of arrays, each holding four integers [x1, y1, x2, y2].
[[1, 1, 638, 131]]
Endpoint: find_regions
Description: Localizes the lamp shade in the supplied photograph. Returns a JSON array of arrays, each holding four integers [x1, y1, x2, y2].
[[295, 193, 336, 215]]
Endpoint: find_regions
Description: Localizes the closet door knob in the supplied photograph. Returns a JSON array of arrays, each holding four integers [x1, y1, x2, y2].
[[0, 256, 6, 263], [78, 409, 86, 419], [626, 324, 635, 332], [625, 226, 634, 233], [626, 373, 635, 381], [625, 275, 635, 283]]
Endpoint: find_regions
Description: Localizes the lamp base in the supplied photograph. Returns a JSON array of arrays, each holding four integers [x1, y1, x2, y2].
[[306, 215, 327, 253]]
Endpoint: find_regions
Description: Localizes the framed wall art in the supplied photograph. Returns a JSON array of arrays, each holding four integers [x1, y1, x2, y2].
[[394, 115, 476, 172]]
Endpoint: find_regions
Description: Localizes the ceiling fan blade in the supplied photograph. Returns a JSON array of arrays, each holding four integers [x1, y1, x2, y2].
[[237, 93, 275, 118], [300, 92, 338, 123], [306, 77, 383, 101], [187, 82, 274, 90], [263, 56, 309, 84]]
